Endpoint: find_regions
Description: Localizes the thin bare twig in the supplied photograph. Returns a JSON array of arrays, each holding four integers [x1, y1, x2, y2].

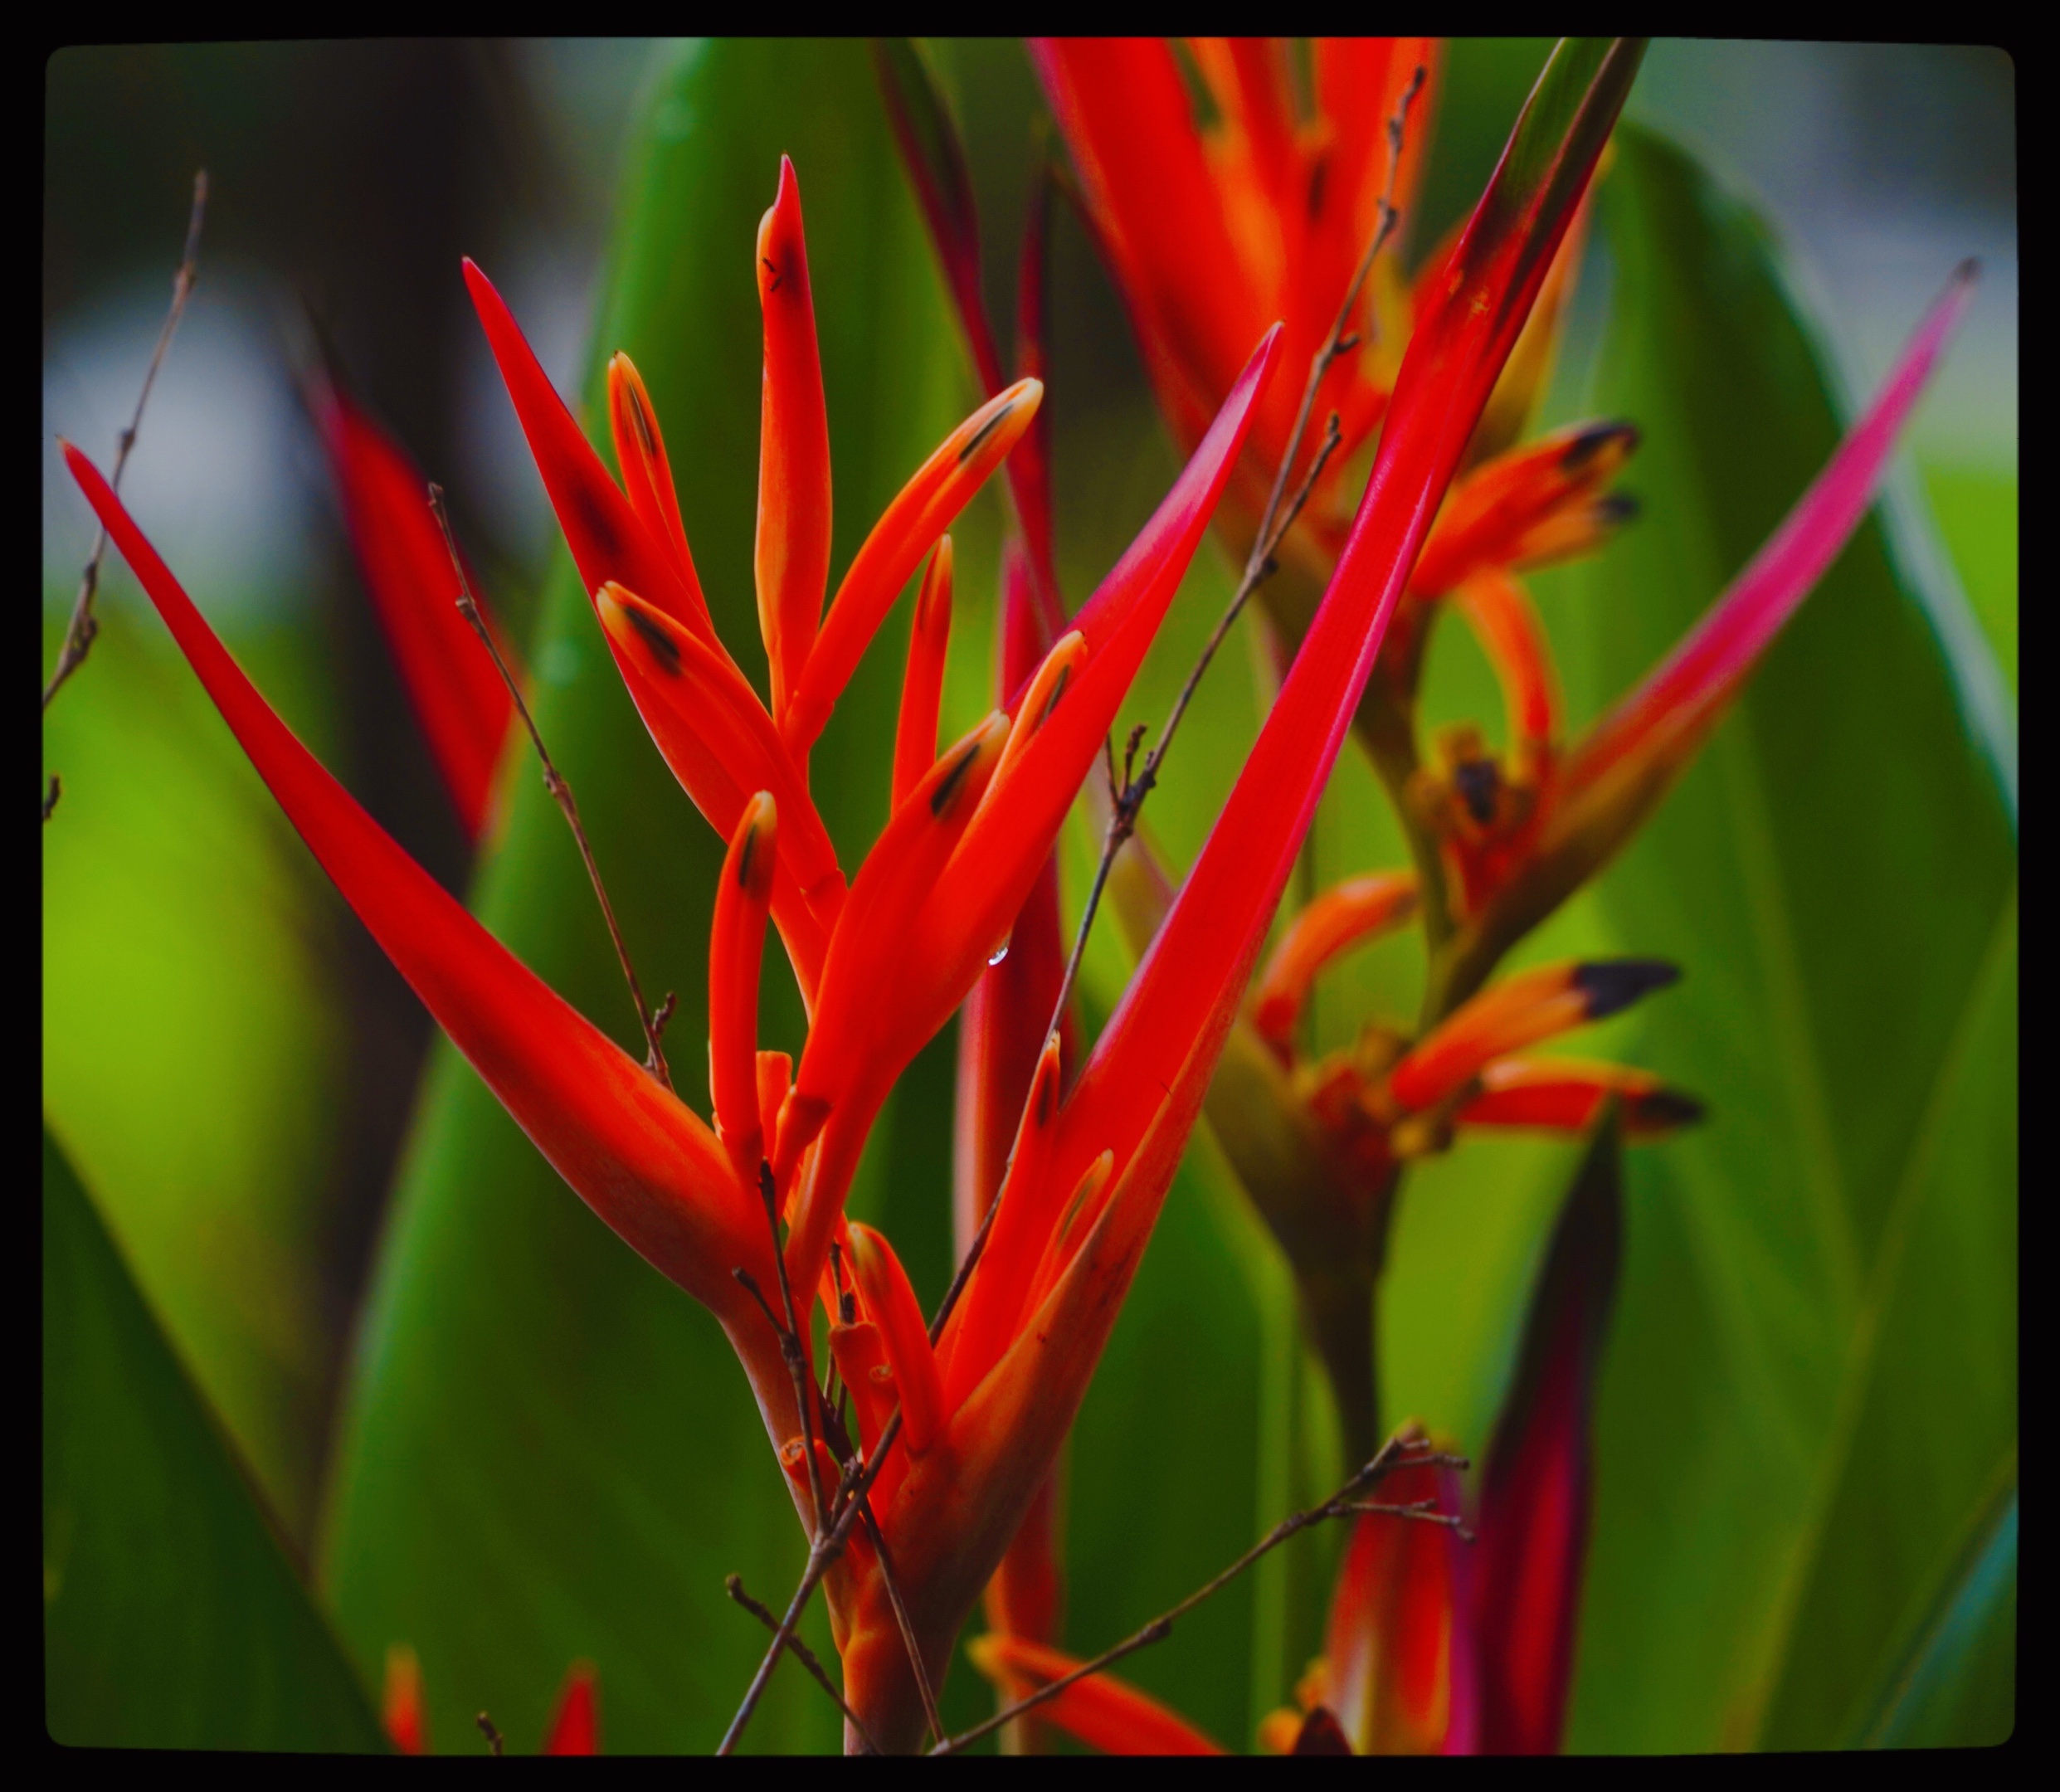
[[725, 1574, 881, 1754], [475, 1712, 505, 1756], [856, 1507, 945, 1748], [43, 171, 209, 820], [426, 485, 672, 1088], [932, 1428, 1467, 1755]]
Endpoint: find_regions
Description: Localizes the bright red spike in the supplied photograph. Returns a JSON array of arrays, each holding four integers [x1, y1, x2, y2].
[[64, 446, 796, 1421], [542, 1662, 601, 1755], [892, 539, 954, 809], [847, 1222, 944, 1455], [966, 1634, 1225, 1755], [1472, 1114, 1624, 1754], [756, 158, 835, 722], [710, 793, 777, 1184], [606, 351, 706, 611], [1562, 264, 1978, 816], [382, 1643, 427, 1755], [316, 386, 511, 840], [463, 258, 713, 644], [784, 378, 1042, 753], [1251, 871, 1420, 1059]]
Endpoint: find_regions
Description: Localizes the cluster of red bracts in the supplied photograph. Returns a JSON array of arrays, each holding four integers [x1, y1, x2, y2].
[[61, 31, 1969, 1753]]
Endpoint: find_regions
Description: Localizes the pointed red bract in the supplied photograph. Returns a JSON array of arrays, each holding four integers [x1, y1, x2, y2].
[[892, 540, 954, 809], [542, 1663, 601, 1755], [848, 1223, 944, 1456], [756, 157, 835, 722], [606, 351, 706, 611], [783, 378, 1042, 754], [1252, 872, 1420, 1058], [710, 793, 777, 1184], [317, 386, 511, 839], [64, 446, 796, 1427], [1471, 1113, 1624, 1753]]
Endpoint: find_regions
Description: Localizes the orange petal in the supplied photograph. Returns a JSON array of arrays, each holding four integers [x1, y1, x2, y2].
[[541, 1662, 601, 1755], [829, 1317, 898, 1459], [315, 382, 510, 840], [891, 539, 954, 809], [966, 1634, 1225, 1755], [783, 379, 1043, 753], [595, 580, 845, 934], [606, 350, 707, 615], [1386, 959, 1678, 1114], [710, 793, 777, 1184], [756, 157, 835, 722], [1251, 871, 1419, 1058], [464, 258, 714, 644], [847, 1223, 944, 1456], [1459, 1057, 1704, 1139], [1452, 571, 1559, 786], [1409, 419, 1638, 598]]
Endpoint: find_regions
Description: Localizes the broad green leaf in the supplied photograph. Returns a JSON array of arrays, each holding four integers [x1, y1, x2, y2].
[[1544, 125, 2016, 1750], [1763, 892, 2016, 1747], [43, 1127, 384, 1751], [319, 40, 964, 1753], [1855, 1478, 2016, 1748], [41, 615, 348, 1547]]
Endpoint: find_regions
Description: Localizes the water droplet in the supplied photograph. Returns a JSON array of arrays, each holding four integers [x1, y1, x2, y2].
[[987, 936, 1012, 967]]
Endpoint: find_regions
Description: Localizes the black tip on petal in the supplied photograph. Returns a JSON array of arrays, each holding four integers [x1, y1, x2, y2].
[[1454, 757, 1502, 826], [1635, 1088, 1707, 1130], [1574, 957, 1680, 1020], [1562, 420, 1639, 470], [1595, 492, 1641, 527]]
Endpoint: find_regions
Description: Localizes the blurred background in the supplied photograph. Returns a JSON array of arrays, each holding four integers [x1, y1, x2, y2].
[[42, 34, 2014, 1608]]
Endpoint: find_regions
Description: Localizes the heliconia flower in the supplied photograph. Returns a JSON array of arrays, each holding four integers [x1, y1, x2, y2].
[[72, 35, 1635, 1741], [1420, 263, 1977, 1008], [381, 1646, 601, 1755], [1029, 37, 1635, 606], [314, 378, 514, 840]]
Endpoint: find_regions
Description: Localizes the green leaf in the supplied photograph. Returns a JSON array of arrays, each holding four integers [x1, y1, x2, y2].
[[41, 615, 348, 1547], [44, 1127, 384, 1750], [1541, 124, 2017, 1750], [319, 40, 965, 1754]]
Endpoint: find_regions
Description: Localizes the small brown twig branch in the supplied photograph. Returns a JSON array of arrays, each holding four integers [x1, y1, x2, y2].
[[1038, 66, 1426, 1049], [475, 1712, 505, 1756], [42, 171, 209, 820], [426, 485, 672, 1088], [725, 1573, 881, 1755], [856, 1506, 946, 1748], [930, 1427, 1467, 1755]]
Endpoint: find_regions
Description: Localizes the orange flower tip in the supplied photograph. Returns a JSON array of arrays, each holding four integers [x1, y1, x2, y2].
[[773, 1090, 831, 1180], [957, 377, 1044, 466], [932, 712, 1009, 818], [736, 791, 778, 898], [597, 582, 681, 675], [611, 354, 658, 455], [1574, 957, 1680, 1020], [1561, 419, 1639, 473]]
